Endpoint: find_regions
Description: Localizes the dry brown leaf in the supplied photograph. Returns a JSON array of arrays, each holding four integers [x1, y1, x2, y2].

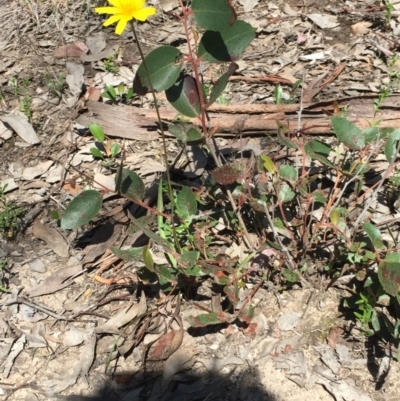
[[148, 315, 184, 361], [351, 21, 372, 35], [25, 264, 82, 297], [85, 86, 102, 102], [32, 220, 69, 258], [53, 41, 88, 58], [95, 291, 147, 334]]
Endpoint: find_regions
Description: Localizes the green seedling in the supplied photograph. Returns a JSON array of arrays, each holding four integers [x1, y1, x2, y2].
[[101, 83, 134, 104], [0, 185, 23, 239], [103, 51, 120, 74], [44, 72, 65, 96], [19, 95, 32, 121], [274, 80, 302, 105], [88, 123, 121, 166]]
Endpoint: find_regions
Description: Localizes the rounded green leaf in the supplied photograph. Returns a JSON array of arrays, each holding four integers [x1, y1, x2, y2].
[[176, 186, 197, 219], [89, 123, 105, 142], [198, 21, 256, 63], [278, 183, 295, 203], [305, 140, 334, 168], [115, 168, 145, 201], [385, 128, 400, 162], [133, 46, 183, 95], [168, 124, 203, 143], [90, 147, 104, 159], [279, 165, 297, 182], [61, 190, 103, 229], [192, 0, 236, 32], [207, 62, 238, 107], [260, 155, 276, 174], [331, 116, 365, 150], [111, 246, 143, 261], [363, 222, 386, 250], [166, 74, 203, 117], [378, 252, 400, 300]]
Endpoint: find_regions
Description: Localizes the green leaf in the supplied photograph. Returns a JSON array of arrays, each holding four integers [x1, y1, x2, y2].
[[178, 251, 198, 269], [198, 21, 256, 63], [385, 128, 400, 162], [127, 214, 156, 235], [126, 87, 134, 101], [176, 186, 197, 219], [137, 266, 158, 283], [117, 82, 125, 97], [166, 74, 203, 117], [131, 216, 174, 253], [61, 190, 102, 229], [89, 123, 105, 142], [282, 269, 298, 283], [331, 116, 365, 150], [305, 140, 334, 168], [115, 168, 145, 200], [143, 245, 155, 272], [279, 165, 297, 182], [363, 222, 386, 250], [90, 147, 104, 159], [207, 62, 238, 107], [311, 189, 327, 204], [260, 155, 276, 174], [274, 84, 283, 105], [276, 121, 298, 149], [278, 183, 295, 202], [378, 252, 400, 301], [105, 84, 116, 100], [110, 143, 120, 157], [110, 246, 143, 261], [186, 312, 235, 327], [192, 0, 236, 32], [168, 124, 203, 143], [133, 46, 183, 95]]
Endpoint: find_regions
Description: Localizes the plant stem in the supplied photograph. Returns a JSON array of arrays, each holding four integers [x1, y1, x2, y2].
[[130, 21, 179, 248], [178, 2, 254, 249]]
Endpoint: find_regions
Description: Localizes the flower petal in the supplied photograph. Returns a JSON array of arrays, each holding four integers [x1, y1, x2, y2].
[[95, 6, 120, 15], [107, 0, 122, 7], [115, 16, 130, 35], [133, 0, 146, 8], [132, 6, 156, 21], [103, 14, 122, 27]]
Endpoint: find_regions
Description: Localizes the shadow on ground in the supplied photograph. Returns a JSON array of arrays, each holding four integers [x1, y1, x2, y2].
[[62, 364, 278, 401]]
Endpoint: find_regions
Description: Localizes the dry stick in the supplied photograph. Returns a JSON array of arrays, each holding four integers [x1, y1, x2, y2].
[[325, 139, 381, 221], [262, 203, 310, 288], [178, 1, 254, 249]]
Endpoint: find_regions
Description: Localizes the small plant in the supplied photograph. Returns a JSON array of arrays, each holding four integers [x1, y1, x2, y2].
[[0, 185, 23, 239], [101, 83, 134, 104], [88, 123, 121, 166], [0, 260, 10, 293], [385, 1, 395, 26], [274, 79, 302, 104], [44, 72, 65, 96], [19, 95, 33, 121], [374, 86, 391, 116], [103, 51, 120, 74], [59, 0, 400, 350]]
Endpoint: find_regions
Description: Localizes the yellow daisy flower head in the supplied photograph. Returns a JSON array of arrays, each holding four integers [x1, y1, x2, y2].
[[95, 0, 156, 35]]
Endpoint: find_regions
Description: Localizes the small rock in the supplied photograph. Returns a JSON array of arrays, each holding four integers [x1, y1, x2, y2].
[[29, 258, 46, 273], [277, 311, 302, 331]]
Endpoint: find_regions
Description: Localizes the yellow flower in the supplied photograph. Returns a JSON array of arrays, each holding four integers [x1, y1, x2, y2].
[[95, 0, 156, 35]]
